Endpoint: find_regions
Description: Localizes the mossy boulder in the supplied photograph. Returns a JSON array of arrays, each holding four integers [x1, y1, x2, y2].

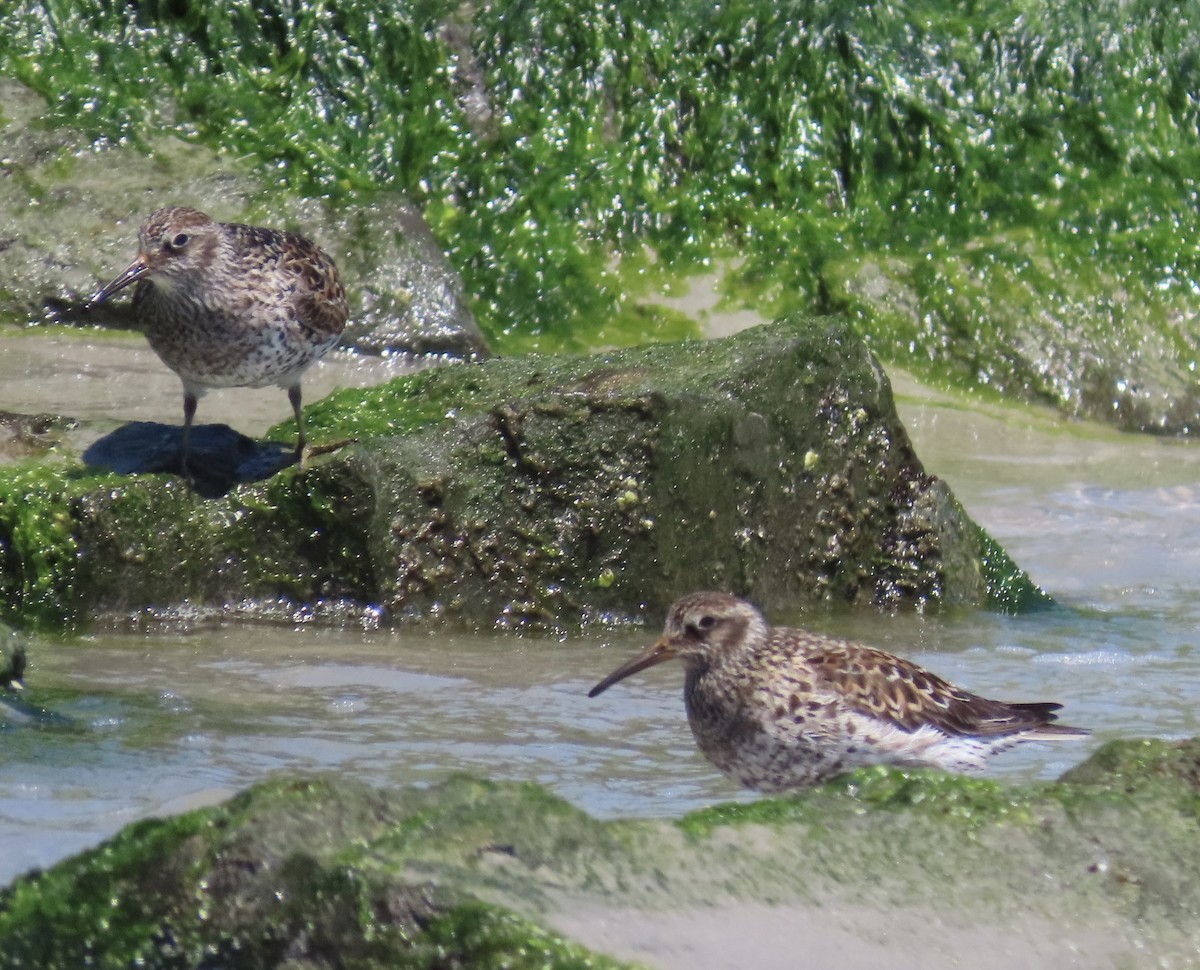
[[0, 316, 1045, 631], [833, 242, 1200, 434], [2, 739, 1198, 968], [0, 776, 637, 970]]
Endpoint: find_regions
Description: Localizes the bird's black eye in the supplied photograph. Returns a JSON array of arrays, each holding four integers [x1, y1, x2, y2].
[[696, 615, 717, 631], [167, 232, 190, 250]]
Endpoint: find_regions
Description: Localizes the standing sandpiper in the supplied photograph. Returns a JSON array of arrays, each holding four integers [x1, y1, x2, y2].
[[589, 592, 1088, 791], [87, 206, 349, 474]]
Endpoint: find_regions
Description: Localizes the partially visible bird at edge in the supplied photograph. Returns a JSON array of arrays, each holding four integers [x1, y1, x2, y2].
[[589, 591, 1089, 791], [1, 643, 26, 694], [86, 206, 349, 478]]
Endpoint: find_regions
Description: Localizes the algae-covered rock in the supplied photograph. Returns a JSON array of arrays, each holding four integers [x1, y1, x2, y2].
[[2, 740, 1198, 968], [0, 316, 1045, 631], [6, 1, 1200, 430], [0, 410, 77, 462], [834, 244, 1200, 435], [1057, 736, 1200, 790], [0, 776, 637, 970]]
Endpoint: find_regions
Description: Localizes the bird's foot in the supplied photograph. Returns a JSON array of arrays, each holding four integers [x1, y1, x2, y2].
[[175, 448, 201, 489], [178, 453, 198, 490]]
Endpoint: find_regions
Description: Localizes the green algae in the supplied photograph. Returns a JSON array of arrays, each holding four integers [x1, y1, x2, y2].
[[362, 775, 633, 885], [4, 0, 1200, 427], [0, 458, 375, 632], [0, 316, 1045, 631], [971, 521, 1054, 614], [0, 777, 405, 969], [3, 744, 1200, 967], [417, 904, 635, 970], [676, 765, 1052, 837], [0, 463, 116, 631], [831, 236, 1200, 432], [1060, 737, 1200, 796], [0, 776, 638, 970]]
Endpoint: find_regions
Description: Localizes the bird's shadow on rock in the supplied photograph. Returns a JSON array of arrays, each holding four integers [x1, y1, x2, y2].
[[83, 422, 296, 498]]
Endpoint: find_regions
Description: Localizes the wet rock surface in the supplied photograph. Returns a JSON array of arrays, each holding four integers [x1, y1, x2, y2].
[[1, 739, 1196, 968], [837, 250, 1200, 435], [0, 410, 77, 461], [0, 316, 1044, 631]]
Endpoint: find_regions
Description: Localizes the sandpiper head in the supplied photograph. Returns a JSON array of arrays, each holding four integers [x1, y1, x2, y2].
[[86, 206, 221, 307], [588, 592, 767, 697]]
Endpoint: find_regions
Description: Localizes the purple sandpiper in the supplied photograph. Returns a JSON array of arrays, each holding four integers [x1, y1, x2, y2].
[[589, 591, 1088, 791], [87, 206, 349, 474]]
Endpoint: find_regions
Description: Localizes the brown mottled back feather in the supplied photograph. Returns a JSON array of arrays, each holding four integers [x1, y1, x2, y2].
[[802, 638, 1066, 737], [226, 223, 349, 339]]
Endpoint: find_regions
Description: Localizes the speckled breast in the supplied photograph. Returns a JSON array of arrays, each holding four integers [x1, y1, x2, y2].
[[136, 281, 340, 389]]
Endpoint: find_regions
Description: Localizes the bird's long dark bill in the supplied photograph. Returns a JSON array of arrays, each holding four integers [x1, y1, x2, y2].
[[588, 636, 677, 698], [86, 258, 149, 308]]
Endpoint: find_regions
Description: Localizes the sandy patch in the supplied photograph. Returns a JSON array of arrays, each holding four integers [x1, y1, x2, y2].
[[549, 901, 1128, 970]]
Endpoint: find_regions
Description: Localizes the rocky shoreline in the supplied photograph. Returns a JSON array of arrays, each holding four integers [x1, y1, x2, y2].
[[1, 740, 1197, 968]]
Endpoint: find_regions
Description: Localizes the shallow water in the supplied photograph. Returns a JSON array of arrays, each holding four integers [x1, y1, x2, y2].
[[0, 331, 414, 454], [2, 335, 1199, 891]]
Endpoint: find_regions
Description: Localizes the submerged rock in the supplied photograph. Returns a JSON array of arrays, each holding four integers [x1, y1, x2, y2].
[[1, 739, 1197, 968], [0, 315, 1045, 631], [0, 411, 77, 461]]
